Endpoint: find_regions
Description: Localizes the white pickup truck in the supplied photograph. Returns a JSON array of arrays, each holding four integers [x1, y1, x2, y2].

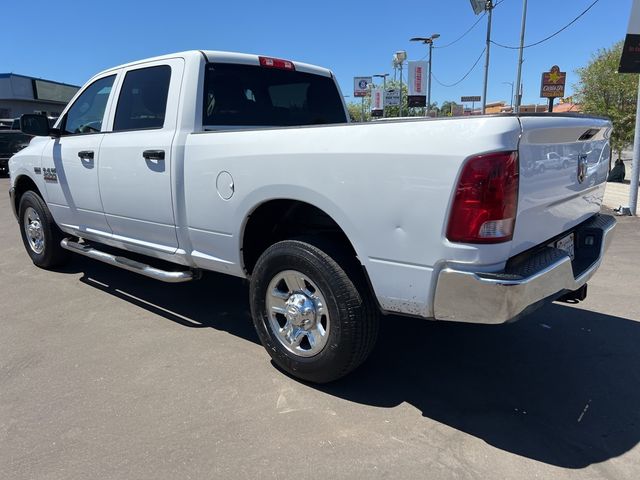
[[9, 50, 616, 383]]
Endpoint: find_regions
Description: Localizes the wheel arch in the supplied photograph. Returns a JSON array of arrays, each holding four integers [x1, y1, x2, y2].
[[12, 174, 44, 215], [240, 196, 366, 275]]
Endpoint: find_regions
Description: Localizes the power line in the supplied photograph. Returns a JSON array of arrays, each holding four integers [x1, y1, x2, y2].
[[433, 0, 508, 51], [434, 13, 486, 50], [432, 48, 486, 88], [491, 0, 600, 50]]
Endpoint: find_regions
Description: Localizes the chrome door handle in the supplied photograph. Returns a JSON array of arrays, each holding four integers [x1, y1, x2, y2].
[[143, 150, 165, 161], [78, 150, 94, 160]]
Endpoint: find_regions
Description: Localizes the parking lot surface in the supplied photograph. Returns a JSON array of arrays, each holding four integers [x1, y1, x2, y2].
[[1, 176, 639, 479]]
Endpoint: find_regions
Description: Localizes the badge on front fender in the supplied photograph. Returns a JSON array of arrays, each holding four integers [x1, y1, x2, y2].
[[42, 167, 58, 182]]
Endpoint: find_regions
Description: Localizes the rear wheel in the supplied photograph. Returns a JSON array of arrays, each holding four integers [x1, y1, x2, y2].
[[18, 191, 69, 268], [249, 239, 379, 383]]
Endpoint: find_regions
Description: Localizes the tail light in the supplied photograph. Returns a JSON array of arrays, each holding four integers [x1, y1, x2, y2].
[[259, 56, 295, 71], [446, 151, 519, 244]]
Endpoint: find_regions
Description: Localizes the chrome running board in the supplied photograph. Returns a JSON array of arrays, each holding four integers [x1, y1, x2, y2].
[[60, 238, 198, 283]]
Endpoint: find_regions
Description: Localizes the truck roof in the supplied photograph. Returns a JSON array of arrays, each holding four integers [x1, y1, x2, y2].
[[94, 50, 334, 79]]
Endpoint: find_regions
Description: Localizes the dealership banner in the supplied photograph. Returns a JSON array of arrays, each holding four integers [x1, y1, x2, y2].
[[408, 61, 427, 96], [371, 86, 384, 112], [620, 0, 640, 72]]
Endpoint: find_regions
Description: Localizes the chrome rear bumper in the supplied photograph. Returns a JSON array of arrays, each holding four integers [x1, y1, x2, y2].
[[433, 214, 616, 324]]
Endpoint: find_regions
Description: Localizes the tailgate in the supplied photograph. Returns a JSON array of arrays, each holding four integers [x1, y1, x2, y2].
[[512, 115, 612, 256]]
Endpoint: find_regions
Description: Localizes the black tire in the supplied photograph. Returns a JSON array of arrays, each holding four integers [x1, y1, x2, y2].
[[18, 191, 70, 268], [249, 239, 379, 384]]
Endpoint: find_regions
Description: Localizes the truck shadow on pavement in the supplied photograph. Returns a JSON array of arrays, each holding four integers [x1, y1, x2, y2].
[[322, 304, 640, 469], [68, 256, 260, 345], [66, 256, 639, 469]]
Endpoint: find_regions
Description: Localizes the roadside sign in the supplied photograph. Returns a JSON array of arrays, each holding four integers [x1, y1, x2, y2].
[[540, 65, 566, 98], [461, 96, 481, 102], [620, 0, 640, 72], [354, 76, 372, 97], [385, 89, 401, 106]]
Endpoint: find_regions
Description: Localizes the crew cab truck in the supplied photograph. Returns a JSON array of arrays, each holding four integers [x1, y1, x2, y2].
[[9, 51, 616, 383]]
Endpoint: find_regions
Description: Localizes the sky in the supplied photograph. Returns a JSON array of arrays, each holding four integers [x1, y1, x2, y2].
[[3, 0, 634, 107]]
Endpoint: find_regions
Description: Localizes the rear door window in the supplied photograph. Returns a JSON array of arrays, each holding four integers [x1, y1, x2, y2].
[[203, 63, 347, 128], [113, 65, 171, 131]]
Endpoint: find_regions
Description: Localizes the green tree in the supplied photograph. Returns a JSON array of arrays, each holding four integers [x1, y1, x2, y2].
[[346, 101, 369, 122], [438, 100, 462, 117], [574, 41, 638, 160]]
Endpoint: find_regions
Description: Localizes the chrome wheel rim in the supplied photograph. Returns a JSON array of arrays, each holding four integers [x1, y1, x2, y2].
[[23, 207, 45, 254], [265, 270, 330, 357]]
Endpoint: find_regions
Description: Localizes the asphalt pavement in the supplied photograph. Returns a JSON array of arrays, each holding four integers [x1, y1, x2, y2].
[[1, 176, 639, 480]]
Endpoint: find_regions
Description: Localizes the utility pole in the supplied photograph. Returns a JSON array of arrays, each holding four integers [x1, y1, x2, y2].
[[514, 0, 528, 113], [481, 0, 494, 114], [618, 0, 640, 214], [629, 76, 640, 215]]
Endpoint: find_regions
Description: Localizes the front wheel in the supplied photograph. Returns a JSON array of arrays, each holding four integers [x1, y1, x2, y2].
[[18, 191, 70, 268], [249, 240, 379, 383]]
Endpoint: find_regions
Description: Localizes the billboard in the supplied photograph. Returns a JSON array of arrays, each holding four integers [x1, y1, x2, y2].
[[461, 95, 481, 103], [353, 77, 372, 97], [619, 0, 640, 72], [540, 65, 566, 98]]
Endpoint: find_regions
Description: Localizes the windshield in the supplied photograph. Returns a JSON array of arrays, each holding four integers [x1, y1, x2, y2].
[[203, 63, 347, 128]]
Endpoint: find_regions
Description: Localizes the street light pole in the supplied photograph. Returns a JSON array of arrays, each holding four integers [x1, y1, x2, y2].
[[395, 51, 407, 117], [514, 0, 528, 113], [399, 63, 404, 117], [481, 0, 494, 114], [427, 40, 434, 116]]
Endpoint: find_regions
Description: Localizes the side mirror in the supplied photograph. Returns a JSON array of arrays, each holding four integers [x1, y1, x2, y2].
[[20, 114, 58, 137]]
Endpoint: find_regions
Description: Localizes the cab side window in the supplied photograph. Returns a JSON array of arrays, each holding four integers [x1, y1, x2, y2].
[[62, 75, 115, 135], [113, 65, 171, 131]]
